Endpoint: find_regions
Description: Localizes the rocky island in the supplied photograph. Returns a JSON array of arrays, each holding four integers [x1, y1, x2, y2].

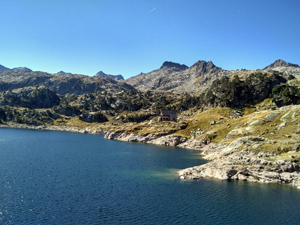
[[1, 59, 300, 187]]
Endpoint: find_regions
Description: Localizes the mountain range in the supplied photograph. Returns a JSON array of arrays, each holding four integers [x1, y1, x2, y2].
[[0, 59, 299, 95], [0, 68, 133, 95], [125, 59, 300, 93]]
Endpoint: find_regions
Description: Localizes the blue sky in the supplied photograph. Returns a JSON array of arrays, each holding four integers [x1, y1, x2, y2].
[[0, 0, 299, 79]]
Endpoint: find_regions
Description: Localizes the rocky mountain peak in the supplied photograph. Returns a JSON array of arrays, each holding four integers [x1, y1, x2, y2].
[[188, 60, 221, 75], [95, 71, 106, 77], [94, 71, 124, 81], [264, 59, 299, 69], [190, 60, 216, 69], [160, 61, 188, 70]]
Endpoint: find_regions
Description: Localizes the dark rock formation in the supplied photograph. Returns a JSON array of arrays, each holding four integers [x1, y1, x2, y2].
[[79, 112, 108, 123], [160, 61, 188, 70]]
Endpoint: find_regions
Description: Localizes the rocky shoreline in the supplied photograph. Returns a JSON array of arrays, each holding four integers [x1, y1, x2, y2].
[[179, 136, 300, 188], [2, 122, 300, 188], [102, 130, 300, 188]]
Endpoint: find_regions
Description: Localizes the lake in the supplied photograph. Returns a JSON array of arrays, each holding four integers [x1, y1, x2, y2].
[[1, 128, 300, 224]]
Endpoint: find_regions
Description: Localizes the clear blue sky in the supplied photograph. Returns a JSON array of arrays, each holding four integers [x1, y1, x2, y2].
[[0, 0, 299, 79]]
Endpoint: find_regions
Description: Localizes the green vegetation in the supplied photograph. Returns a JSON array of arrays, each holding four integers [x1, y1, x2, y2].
[[205, 72, 286, 107]]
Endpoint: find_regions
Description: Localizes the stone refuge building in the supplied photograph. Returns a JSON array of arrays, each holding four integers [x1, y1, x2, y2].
[[158, 110, 177, 122]]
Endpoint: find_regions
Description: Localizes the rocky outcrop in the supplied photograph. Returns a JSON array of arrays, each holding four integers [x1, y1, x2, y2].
[[179, 157, 300, 186], [179, 136, 300, 187], [104, 130, 193, 147], [79, 112, 108, 123]]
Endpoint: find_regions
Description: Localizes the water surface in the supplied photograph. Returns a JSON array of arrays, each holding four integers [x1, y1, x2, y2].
[[0, 128, 300, 224]]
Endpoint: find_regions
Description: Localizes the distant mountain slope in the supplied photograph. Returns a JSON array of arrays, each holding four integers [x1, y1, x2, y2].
[[94, 71, 124, 81], [125, 60, 239, 92], [0, 70, 134, 95], [262, 59, 300, 80], [0, 64, 9, 72], [264, 59, 299, 69], [56, 71, 73, 76], [126, 59, 300, 93]]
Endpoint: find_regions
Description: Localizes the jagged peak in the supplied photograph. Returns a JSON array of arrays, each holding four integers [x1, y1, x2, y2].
[[264, 59, 299, 69], [160, 61, 188, 70], [190, 60, 217, 69], [94, 71, 124, 81]]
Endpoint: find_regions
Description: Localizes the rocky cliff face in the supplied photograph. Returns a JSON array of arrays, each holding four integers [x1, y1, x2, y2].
[[94, 71, 124, 81]]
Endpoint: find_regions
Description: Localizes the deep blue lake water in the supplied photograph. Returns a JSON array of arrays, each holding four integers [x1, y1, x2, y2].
[[1, 128, 300, 224]]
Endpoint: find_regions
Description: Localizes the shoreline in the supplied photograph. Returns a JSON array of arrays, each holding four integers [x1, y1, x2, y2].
[[0, 123, 105, 135], [1, 122, 300, 188]]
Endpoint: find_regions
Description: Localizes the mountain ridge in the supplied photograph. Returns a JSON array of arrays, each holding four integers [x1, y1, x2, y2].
[[0, 59, 299, 94], [125, 59, 300, 92], [0, 69, 133, 95]]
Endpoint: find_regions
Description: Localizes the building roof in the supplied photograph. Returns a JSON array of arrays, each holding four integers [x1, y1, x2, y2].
[[160, 110, 177, 118]]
